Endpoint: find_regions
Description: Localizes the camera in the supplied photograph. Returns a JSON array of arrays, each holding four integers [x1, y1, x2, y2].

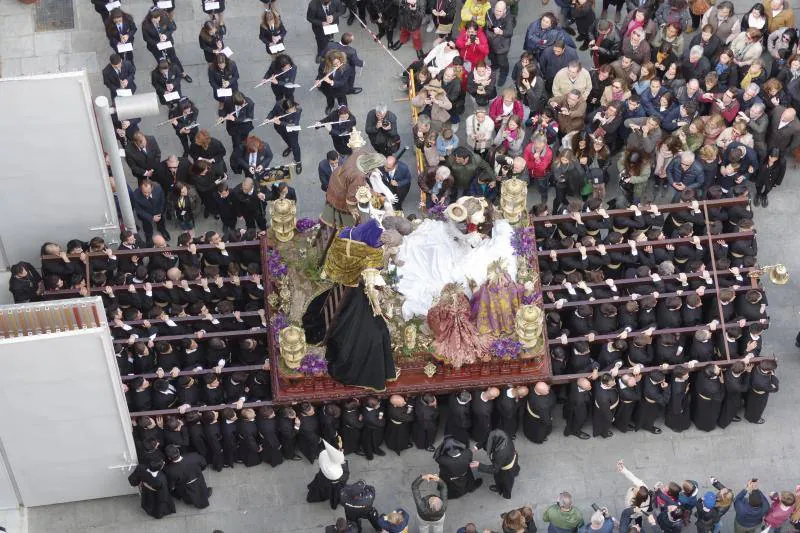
[[469, 34, 477, 43]]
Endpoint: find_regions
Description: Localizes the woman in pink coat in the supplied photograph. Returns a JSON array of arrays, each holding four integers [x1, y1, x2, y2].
[[455, 21, 489, 72]]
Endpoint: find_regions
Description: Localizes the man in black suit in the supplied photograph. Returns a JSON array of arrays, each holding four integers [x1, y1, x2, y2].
[[269, 182, 298, 201], [218, 91, 254, 150], [126, 132, 162, 182], [232, 177, 268, 230], [8, 262, 43, 303], [150, 59, 182, 106], [132, 179, 170, 244], [102, 53, 137, 100], [154, 154, 191, 198], [307, 0, 346, 62], [324, 33, 364, 93], [318, 150, 343, 191], [380, 155, 412, 209], [766, 106, 800, 186]]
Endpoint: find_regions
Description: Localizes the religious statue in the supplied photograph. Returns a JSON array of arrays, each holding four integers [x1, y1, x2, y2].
[[279, 325, 307, 369], [321, 218, 385, 287], [515, 304, 545, 357], [470, 260, 523, 337], [445, 196, 491, 247], [427, 283, 491, 368]]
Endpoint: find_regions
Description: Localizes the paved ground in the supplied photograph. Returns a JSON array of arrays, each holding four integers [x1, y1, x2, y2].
[[3, 0, 800, 532]]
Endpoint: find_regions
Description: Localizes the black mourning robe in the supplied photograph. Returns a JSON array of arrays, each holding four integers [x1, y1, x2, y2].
[[297, 413, 322, 463], [470, 393, 495, 447], [613, 381, 640, 432], [477, 430, 519, 500], [433, 437, 480, 499], [692, 373, 724, 431], [522, 390, 555, 443], [411, 397, 439, 450], [325, 285, 397, 391], [664, 378, 692, 432], [306, 462, 350, 509], [221, 419, 239, 467], [385, 404, 414, 455], [278, 415, 300, 459], [340, 407, 363, 455], [202, 421, 225, 471], [164, 427, 190, 452], [634, 378, 669, 431], [718, 369, 749, 428], [237, 418, 262, 467], [744, 369, 779, 423], [319, 411, 341, 446], [128, 465, 176, 519], [445, 395, 472, 445], [494, 391, 521, 438], [563, 383, 591, 437], [360, 406, 386, 459], [592, 384, 618, 437], [186, 421, 207, 459], [164, 453, 210, 509], [256, 416, 284, 467]]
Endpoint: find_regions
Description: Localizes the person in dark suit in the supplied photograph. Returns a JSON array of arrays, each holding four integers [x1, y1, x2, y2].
[[313, 106, 357, 155], [323, 33, 364, 94], [208, 55, 240, 103], [8, 262, 43, 303], [132, 179, 170, 244], [218, 91, 254, 150], [262, 54, 298, 102], [166, 98, 199, 157], [151, 59, 183, 106], [154, 154, 191, 200], [766, 106, 800, 185], [318, 150, 344, 192], [365, 105, 401, 156], [267, 97, 303, 173], [102, 53, 137, 100], [126, 132, 162, 182], [141, 8, 190, 81], [105, 8, 137, 64], [380, 155, 412, 209], [316, 50, 354, 114], [269, 182, 298, 201], [230, 135, 273, 177], [306, 0, 346, 62], [232, 177, 268, 230]]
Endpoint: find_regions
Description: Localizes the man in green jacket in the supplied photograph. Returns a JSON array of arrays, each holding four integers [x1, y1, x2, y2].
[[543, 492, 585, 532], [447, 147, 496, 201]]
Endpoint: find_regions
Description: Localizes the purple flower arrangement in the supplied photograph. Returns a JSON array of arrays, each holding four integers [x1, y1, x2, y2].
[[428, 203, 447, 221], [298, 353, 328, 376], [490, 338, 523, 360], [296, 217, 317, 233], [270, 312, 289, 349], [522, 291, 542, 305], [266, 249, 288, 278], [511, 227, 537, 260]]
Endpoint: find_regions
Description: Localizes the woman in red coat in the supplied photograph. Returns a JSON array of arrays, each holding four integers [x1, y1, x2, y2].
[[455, 21, 489, 73]]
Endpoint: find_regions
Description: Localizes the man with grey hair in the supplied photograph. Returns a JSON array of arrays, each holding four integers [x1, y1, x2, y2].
[[676, 78, 702, 106], [666, 151, 703, 201], [543, 492, 585, 531], [739, 102, 769, 159], [411, 473, 448, 533], [681, 46, 710, 81], [365, 104, 400, 155], [581, 509, 614, 532], [737, 83, 764, 113]]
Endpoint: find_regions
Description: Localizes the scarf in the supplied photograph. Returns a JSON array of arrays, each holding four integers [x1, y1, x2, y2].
[[715, 62, 729, 76], [625, 19, 643, 38]]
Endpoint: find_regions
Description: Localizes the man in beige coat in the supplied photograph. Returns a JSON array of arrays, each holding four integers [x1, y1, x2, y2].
[[548, 89, 587, 135], [552, 61, 592, 100]]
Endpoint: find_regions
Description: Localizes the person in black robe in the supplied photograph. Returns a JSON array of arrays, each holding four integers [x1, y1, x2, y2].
[[237, 408, 262, 467], [340, 399, 363, 455], [445, 391, 472, 445], [297, 402, 322, 463], [634, 371, 670, 434], [613, 373, 642, 433], [201, 410, 225, 471], [692, 365, 724, 432], [384, 395, 414, 455], [412, 394, 439, 452], [471, 387, 499, 448], [718, 359, 751, 428], [184, 412, 207, 460], [278, 407, 302, 460], [340, 480, 381, 532], [307, 439, 350, 509], [563, 378, 593, 440], [220, 408, 239, 467], [164, 416, 191, 452], [477, 429, 519, 500], [360, 396, 386, 460], [128, 459, 176, 519], [522, 382, 556, 443], [592, 373, 619, 438], [433, 436, 482, 499], [256, 406, 284, 467], [320, 403, 342, 446], [164, 445, 212, 509], [325, 282, 397, 391], [494, 386, 528, 439], [744, 360, 779, 424], [664, 365, 693, 433]]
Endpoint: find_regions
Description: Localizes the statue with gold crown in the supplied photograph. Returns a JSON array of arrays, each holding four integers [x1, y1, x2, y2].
[[470, 259, 523, 337]]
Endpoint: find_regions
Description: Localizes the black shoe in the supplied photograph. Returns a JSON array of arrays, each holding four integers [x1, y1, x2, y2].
[[207, 487, 213, 498], [374, 448, 386, 456], [576, 431, 590, 440], [489, 484, 499, 493], [282, 146, 292, 157], [564, 27, 576, 36], [347, 13, 355, 25], [389, 41, 402, 51], [648, 426, 663, 434], [416, 49, 425, 60], [289, 455, 303, 461], [355, 450, 366, 456], [755, 418, 766, 424], [350, 87, 363, 94], [474, 478, 484, 489], [324, 105, 334, 115], [732, 415, 742, 422], [603, 430, 613, 438], [182, 74, 193, 83], [295, 162, 302, 174], [753, 194, 761, 207], [376, 30, 385, 39], [762, 195, 769, 207], [425, 446, 435, 452], [162, 232, 171, 242], [203, 208, 210, 219], [579, 41, 589, 50]]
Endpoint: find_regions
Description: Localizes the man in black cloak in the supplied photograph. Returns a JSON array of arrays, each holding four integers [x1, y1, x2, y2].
[[360, 396, 386, 460], [433, 436, 483, 499], [164, 444, 212, 509], [412, 394, 439, 452], [445, 390, 472, 445], [385, 394, 415, 455], [307, 439, 350, 509], [634, 370, 670, 434], [664, 364, 693, 433], [128, 458, 176, 519], [744, 359, 779, 424], [563, 378, 592, 439], [471, 387, 499, 448], [592, 373, 619, 438], [340, 399, 364, 455], [613, 371, 642, 433], [494, 386, 528, 439], [476, 429, 519, 500], [692, 364, 724, 431], [717, 357, 751, 428], [522, 381, 556, 443], [255, 406, 284, 467]]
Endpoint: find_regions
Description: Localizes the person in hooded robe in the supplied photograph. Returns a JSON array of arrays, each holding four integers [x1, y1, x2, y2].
[[128, 458, 176, 519], [412, 394, 439, 452], [384, 394, 415, 455], [307, 439, 350, 509], [476, 429, 519, 500], [433, 435, 483, 499]]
